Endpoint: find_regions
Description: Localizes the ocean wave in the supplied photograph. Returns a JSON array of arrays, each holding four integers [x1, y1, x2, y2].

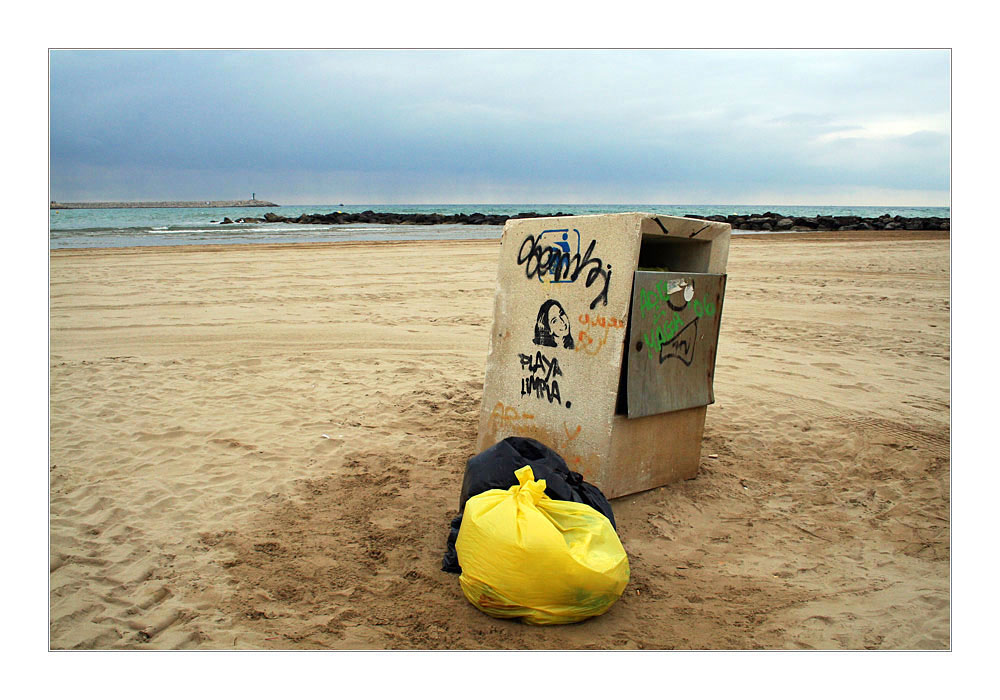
[[49, 222, 506, 249]]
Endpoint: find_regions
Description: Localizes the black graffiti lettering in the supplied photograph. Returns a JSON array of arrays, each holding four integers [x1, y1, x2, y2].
[[585, 260, 611, 309], [516, 236, 550, 279], [659, 318, 699, 366], [516, 234, 612, 309], [521, 376, 562, 404], [518, 351, 563, 382], [546, 246, 573, 281], [518, 350, 568, 405]]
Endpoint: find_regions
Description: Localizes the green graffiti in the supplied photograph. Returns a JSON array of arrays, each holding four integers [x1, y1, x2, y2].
[[639, 281, 716, 360]]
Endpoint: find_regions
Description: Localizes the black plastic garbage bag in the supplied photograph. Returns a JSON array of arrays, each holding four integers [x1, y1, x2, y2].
[[442, 436, 616, 573]]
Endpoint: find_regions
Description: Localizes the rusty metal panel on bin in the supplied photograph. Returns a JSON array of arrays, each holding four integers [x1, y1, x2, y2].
[[626, 271, 727, 418]]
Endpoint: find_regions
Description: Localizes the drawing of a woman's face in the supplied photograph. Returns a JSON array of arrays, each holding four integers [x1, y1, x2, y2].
[[548, 304, 569, 339], [534, 300, 575, 350]]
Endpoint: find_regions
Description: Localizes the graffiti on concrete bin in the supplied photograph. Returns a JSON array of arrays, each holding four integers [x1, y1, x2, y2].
[[516, 230, 613, 310], [576, 326, 609, 356], [533, 300, 575, 349], [639, 277, 702, 323], [519, 350, 570, 407], [578, 313, 626, 330], [656, 318, 699, 365], [575, 313, 627, 356], [486, 401, 598, 482], [637, 277, 716, 365], [487, 402, 537, 436], [534, 229, 579, 285]]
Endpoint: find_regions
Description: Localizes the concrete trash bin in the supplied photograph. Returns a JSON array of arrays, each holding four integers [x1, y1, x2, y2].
[[476, 213, 731, 499]]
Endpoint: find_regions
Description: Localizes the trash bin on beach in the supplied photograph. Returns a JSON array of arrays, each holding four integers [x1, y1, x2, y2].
[[476, 213, 731, 498]]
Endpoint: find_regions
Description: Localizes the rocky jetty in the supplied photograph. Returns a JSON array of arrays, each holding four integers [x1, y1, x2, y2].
[[681, 211, 950, 232], [216, 209, 950, 231], [219, 210, 570, 226]]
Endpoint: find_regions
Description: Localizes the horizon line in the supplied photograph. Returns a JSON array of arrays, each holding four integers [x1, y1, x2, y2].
[[50, 200, 952, 208]]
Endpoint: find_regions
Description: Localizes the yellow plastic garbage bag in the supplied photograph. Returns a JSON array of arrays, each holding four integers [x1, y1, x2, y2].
[[455, 465, 629, 625]]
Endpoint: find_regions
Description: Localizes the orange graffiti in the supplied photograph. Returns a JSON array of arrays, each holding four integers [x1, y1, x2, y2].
[[485, 402, 597, 472], [575, 314, 626, 355], [576, 327, 609, 355], [569, 453, 602, 483], [578, 313, 626, 329], [488, 402, 535, 433]]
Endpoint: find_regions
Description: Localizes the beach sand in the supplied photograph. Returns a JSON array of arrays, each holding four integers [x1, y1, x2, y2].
[[49, 231, 950, 649]]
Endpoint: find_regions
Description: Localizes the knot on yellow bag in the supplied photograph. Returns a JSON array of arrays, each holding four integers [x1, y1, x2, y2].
[[512, 465, 547, 505]]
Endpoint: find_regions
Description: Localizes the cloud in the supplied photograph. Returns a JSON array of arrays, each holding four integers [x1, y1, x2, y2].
[[49, 49, 951, 204], [816, 115, 950, 142]]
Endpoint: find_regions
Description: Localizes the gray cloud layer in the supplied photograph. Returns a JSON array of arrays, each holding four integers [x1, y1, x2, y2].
[[49, 49, 950, 204]]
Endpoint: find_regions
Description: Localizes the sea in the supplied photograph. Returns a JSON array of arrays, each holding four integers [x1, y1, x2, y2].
[[49, 203, 951, 250]]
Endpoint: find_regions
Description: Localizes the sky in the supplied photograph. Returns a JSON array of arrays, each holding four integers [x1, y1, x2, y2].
[[48, 49, 951, 206]]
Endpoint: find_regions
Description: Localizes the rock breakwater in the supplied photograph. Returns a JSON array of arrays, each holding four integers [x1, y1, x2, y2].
[[683, 211, 950, 232], [217, 210, 567, 226], [217, 210, 950, 231]]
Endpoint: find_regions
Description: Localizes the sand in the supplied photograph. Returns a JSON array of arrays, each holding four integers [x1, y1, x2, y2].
[[48, 230, 950, 650]]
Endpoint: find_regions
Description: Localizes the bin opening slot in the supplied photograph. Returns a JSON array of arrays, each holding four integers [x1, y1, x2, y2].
[[637, 234, 711, 273]]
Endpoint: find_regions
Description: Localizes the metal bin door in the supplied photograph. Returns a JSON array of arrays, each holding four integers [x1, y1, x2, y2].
[[626, 271, 727, 418]]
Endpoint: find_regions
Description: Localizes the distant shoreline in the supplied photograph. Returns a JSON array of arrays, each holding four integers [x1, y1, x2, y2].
[[50, 200, 279, 210]]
